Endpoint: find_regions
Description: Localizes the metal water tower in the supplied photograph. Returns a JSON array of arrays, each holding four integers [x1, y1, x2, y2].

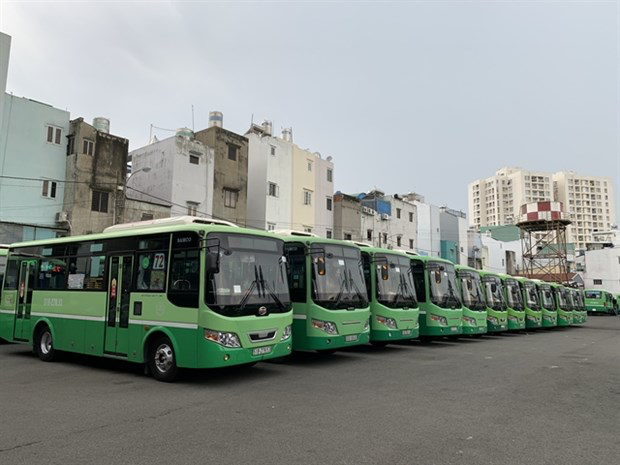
[[209, 111, 223, 128], [517, 201, 572, 283]]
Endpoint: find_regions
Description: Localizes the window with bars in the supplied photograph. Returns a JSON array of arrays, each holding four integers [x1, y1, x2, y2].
[[91, 190, 109, 213], [224, 188, 238, 208], [83, 139, 94, 155], [42, 180, 57, 199], [268, 182, 278, 197], [303, 190, 312, 206], [46, 126, 62, 145]]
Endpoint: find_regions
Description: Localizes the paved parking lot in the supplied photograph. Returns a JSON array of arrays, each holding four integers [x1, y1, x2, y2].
[[0, 317, 618, 465]]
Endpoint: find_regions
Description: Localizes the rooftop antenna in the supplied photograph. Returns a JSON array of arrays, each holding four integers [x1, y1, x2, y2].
[[191, 105, 195, 131]]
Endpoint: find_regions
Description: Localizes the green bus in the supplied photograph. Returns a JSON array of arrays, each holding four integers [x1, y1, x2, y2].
[[356, 244, 419, 345], [407, 254, 463, 337], [499, 274, 526, 331], [479, 271, 508, 332], [279, 232, 370, 352], [550, 283, 573, 327], [535, 280, 557, 328], [515, 277, 542, 329], [0, 218, 293, 381], [584, 289, 614, 314], [455, 265, 487, 335], [569, 288, 587, 325]]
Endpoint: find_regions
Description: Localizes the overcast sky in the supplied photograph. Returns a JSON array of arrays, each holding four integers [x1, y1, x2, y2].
[[1, 0, 618, 213]]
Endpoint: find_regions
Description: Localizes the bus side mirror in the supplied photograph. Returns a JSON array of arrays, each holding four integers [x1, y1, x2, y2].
[[466, 279, 472, 291], [316, 256, 326, 276], [491, 283, 497, 293], [206, 252, 219, 274], [381, 264, 389, 281]]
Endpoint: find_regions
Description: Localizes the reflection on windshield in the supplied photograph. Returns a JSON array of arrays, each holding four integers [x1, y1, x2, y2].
[[312, 244, 368, 309], [524, 283, 540, 310], [556, 288, 571, 311], [375, 254, 417, 309], [571, 291, 584, 311], [482, 276, 505, 311], [505, 279, 524, 311], [457, 272, 486, 311], [428, 262, 461, 309], [206, 233, 291, 317], [539, 286, 555, 310]]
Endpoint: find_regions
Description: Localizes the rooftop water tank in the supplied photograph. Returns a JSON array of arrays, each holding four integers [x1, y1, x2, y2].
[[176, 127, 194, 140], [282, 127, 293, 142], [262, 120, 272, 136], [209, 111, 223, 128], [93, 117, 110, 134]]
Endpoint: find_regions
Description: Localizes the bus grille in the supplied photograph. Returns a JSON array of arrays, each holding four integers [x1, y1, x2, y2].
[[248, 330, 276, 342]]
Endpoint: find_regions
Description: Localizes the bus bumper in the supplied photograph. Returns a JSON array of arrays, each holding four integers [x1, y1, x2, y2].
[[370, 327, 419, 341], [462, 325, 487, 335], [196, 339, 292, 368]]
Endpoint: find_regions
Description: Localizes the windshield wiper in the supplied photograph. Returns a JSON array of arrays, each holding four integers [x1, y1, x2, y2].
[[238, 265, 262, 312], [258, 265, 288, 312], [329, 273, 349, 310], [347, 269, 367, 308]]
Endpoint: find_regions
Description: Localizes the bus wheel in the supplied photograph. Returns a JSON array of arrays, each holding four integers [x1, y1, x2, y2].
[[35, 325, 56, 362], [148, 336, 178, 382]]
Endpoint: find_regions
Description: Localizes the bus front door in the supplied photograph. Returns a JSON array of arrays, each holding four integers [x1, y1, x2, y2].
[[105, 255, 133, 355], [13, 260, 36, 341]]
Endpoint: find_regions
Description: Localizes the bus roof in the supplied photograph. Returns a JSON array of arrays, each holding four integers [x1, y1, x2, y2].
[[454, 264, 480, 274], [276, 233, 361, 249], [353, 245, 413, 259], [7, 221, 282, 250], [407, 254, 455, 266], [478, 269, 502, 278]]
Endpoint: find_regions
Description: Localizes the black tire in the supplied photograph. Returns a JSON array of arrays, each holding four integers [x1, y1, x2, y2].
[[148, 336, 179, 382], [35, 325, 56, 362]]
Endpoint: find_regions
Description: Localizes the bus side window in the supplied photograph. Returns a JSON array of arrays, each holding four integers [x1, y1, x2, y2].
[[411, 261, 426, 302], [3, 258, 18, 290], [285, 244, 306, 303]]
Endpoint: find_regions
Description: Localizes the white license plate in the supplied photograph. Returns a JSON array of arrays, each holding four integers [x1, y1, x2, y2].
[[252, 346, 272, 356], [402, 329, 412, 336], [345, 334, 358, 342], [450, 326, 458, 332]]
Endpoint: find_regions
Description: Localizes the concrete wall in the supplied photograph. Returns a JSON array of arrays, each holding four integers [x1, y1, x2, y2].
[[124, 198, 171, 223], [130, 134, 214, 218], [581, 247, 620, 294], [63, 118, 129, 235], [480, 233, 522, 274], [246, 132, 293, 231], [361, 210, 390, 247], [333, 193, 361, 241], [194, 126, 248, 225], [314, 156, 334, 238], [291, 145, 315, 232], [0, 94, 70, 241], [389, 196, 417, 251]]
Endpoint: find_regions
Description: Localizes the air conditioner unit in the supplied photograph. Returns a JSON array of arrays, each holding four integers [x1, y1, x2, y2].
[[362, 206, 371, 215], [55, 211, 69, 224], [381, 214, 390, 221]]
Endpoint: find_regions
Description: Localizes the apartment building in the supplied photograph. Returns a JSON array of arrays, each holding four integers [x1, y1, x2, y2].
[[468, 167, 616, 252], [553, 172, 616, 252]]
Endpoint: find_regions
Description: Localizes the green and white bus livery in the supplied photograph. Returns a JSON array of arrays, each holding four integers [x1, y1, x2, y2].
[[550, 283, 573, 327], [515, 277, 542, 329], [568, 288, 586, 325], [455, 265, 487, 335], [280, 232, 370, 352], [500, 274, 526, 331], [584, 289, 614, 314], [357, 244, 419, 344], [535, 281, 557, 328], [408, 255, 463, 337], [0, 218, 293, 381], [479, 271, 508, 332]]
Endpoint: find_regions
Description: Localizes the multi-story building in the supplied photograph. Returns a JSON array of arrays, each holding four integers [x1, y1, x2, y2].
[[246, 123, 334, 237], [468, 167, 552, 227], [468, 167, 616, 252], [333, 192, 362, 241], [439, 207, 468, 265], [194, 113, 248, 225], [0, 94, 70, 242], [129, 128, 215, 219], [553, 171, 616, 252], [408, 193, 441, 257], [63, 117, 169, 235]]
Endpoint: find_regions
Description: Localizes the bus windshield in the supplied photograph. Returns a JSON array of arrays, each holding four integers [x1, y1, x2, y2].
[[572, 291, 585, 311], [524, 282, 540, 310], [539, 285, 555, 310], [457, 271, 486, 311], [585, 290, 601, 299], [312, 244, 368, 310], [427, 262, 461, 309], [482, 275, 505, 311], [206, 233, 291, 317], [505, 279, 524, 310], [556, 288, 571, 311], [375, 253, 417, 309]]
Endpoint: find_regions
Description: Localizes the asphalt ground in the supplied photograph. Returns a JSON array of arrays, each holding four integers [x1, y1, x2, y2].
[[0, 316, 618, 465]]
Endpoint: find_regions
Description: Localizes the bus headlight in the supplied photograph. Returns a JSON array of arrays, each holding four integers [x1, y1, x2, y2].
[[281, 325, 292, 341], [364, 319, 370, 332], [463, 316, 477, 325], [312, 319, 339, 335], [430, 314, 448, 326], [204, 329, 241, 348], [488, 316, 498, 325], [376, 315, 397, 329], [508, 316, 517, 322]]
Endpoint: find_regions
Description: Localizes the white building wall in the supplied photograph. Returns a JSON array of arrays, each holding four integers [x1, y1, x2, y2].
[[0, 33, 11, 133], [414, 201, 441, 257], [129, 134, 214, 218], [314, 156, 334, 238], [361, 210, 390, 247], [458, 216, 468, 265], [480, 234, 522, 274], [581, 248, 620, 294], [389, 197, 417, 251]]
